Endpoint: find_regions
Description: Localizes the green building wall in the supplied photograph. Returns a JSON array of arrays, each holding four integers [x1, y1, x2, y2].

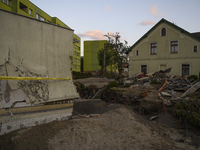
[[84, 40, 107, 72], [73, 34, 81, 72], [0, 0, 80, 72]]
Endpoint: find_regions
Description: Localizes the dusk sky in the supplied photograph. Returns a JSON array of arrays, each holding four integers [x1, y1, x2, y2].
[[30, 0, 200, 56]]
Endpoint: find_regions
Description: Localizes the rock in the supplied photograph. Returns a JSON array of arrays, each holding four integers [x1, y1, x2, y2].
[[149, 116, 158, 121]]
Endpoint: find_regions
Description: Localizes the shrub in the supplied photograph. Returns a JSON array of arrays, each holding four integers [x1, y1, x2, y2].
[[123, 84, 130, 88], [72, 71, 94, 79], [176, 100, 200, 127], [108, 81, 119, 89], [74, 82, 85, 91], [187, 75, 198, 83]]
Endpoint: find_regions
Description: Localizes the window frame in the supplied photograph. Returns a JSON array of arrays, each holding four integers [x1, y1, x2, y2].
[[36, 13, 39, 19], [136, 50, 139, 56], [181, 64, 190, 76], [29, 8, 32, 15], [150, 43, 157, 55], [193, 45, 198, 52], [40, 16, 45, 21], [161, 28, 166, 36], [141, 65, 147, 74], [1, 0, 11, 6], [19, 2, 28, 13], [170, 41, 178, 54]]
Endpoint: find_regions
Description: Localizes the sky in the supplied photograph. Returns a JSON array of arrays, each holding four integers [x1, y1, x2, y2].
[[30, 0, 200, 56]]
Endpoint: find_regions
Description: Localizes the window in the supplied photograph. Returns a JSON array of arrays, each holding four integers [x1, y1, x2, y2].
[[161, 28, 166, 36], [150, 43, 157, 55], [136, 50, 139, 56], [193, 45, 197, 52], [19, 2, 28, 13], [182, 64, 189, 76], [171, 41, 178, 53], [40, 16, 45, 21], [36, 13, 39, 19], [141, 65, 147, 74], [1, 0, 11, 6], [29, 9, 32, 15]]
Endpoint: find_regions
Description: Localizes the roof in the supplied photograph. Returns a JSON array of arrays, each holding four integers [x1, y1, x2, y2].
[[192, 32, 200, 38], [126, 18, 200, 54]]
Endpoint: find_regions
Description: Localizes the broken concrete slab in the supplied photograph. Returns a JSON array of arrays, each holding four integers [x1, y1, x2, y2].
[[181, 82, 200, 98]]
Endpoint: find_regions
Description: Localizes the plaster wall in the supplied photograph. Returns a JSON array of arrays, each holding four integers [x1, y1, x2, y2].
[[129, 22, 200, 76], [0, 10, 79, 108]]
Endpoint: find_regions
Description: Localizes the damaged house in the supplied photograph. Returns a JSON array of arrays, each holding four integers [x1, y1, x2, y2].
[[0, 9, 79, 135], [127, 18, 200, 77]]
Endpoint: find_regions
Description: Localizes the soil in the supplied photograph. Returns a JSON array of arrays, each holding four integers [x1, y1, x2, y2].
[[0, 78, 199, 150], [0, 99, 200, 150]]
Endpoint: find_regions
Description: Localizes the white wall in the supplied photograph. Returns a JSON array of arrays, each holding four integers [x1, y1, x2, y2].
[[0, 10, 79, 108]]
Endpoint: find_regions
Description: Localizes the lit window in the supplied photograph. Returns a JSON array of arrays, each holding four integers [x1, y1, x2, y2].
[[182, 64, 189, 76], [19, 2, 28, 13], [141, 65, 147, 74], [171, 41, 178, 53], [161, 28, 166, 36], [36, 13, 39, 19], [193, 45, 197, 52], [150, 43, 157, 55], [29, 9, 32, 15], [40, 16, 45, 21]]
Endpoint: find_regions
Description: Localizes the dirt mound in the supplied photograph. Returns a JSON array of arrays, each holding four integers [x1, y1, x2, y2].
[[74, 77, 115, 88], [1, 106, 199, 150]]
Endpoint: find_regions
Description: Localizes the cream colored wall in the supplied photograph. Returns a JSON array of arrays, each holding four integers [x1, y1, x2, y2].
[[0, 10, 79, 108], [129, 22, 200, 77]]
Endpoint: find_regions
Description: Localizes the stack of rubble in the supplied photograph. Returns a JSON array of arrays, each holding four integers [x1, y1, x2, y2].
[[130, 68, 200, 108]]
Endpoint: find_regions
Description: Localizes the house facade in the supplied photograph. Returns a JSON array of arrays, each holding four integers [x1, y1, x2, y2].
[[0, 0, 81, 72], [127, 18, 200, 77]]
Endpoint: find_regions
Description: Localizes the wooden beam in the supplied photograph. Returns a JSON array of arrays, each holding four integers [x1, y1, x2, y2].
[[0, 103, 73, 116]]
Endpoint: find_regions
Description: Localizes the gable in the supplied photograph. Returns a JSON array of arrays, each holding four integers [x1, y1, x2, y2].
[[127, 18, 200, 54]]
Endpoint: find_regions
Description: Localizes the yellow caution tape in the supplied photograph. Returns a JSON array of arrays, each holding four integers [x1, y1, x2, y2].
[[0, 76, 72, 80]]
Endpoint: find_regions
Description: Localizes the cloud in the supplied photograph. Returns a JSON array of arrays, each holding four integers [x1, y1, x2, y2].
[[105, 6, 111, 10], [150, 5, 162, 17], [139, 20, 156, 26], [77, 30, 107, 40]]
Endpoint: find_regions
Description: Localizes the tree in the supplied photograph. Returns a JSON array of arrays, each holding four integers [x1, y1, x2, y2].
[[106, 32, 130, 77], [97, 32, 129, 79], [97, 44, 111, 70]]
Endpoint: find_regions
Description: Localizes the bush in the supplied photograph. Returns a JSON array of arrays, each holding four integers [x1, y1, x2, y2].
[[176, 100, 200, 127], [187, 75, 198, 83], [123, 84, 130, 88], [72, 71, 94, 79], [74, 82, 85, 91], [108, 81, 119, 89]]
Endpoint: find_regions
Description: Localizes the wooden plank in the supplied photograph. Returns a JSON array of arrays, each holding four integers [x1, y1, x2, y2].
[[0, 103, 73, 116]]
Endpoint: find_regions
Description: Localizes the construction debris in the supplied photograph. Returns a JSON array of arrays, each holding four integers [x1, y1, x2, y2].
[[71, 114, 101, 119]]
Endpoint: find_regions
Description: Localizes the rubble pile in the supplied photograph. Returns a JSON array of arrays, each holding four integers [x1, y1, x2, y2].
[[74, 70, 200, 120]]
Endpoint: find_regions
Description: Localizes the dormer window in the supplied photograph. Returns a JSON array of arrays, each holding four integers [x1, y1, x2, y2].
[[161, 28, 166, 36], [193, 45, 197, 52]]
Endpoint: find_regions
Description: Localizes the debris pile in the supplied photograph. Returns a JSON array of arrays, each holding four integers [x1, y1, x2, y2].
[[74, 70, 199, 118]]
